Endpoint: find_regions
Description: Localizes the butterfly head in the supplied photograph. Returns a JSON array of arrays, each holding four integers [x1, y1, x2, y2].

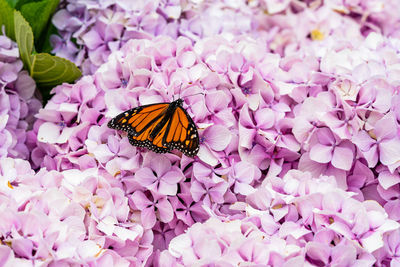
[[174, 98, 184, 106]]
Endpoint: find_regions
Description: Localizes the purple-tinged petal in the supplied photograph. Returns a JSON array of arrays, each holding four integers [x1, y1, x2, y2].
[[353, 130, 375, 151], [135, 168, 157, 187], [203, 125, 232, 151], [150, 155, 172, 177], [190, 180, 206, 202], [141, 207, 157, 229], [374, 112, 397, 140], [12, 239, 33, 258], [254, 108, 275, 129], [309, 144, 333, 163], [157, 198, 174, 223], [0, 246, 13, 266], [378, 170, 400, 190], [131, 191, 152, 210], [158, 179, 178, 196], [316, 127, 335, 146], [305, 242, 330, 265], [380, 138, 400, 166], [331, 245, 357, 266], [332, 145, 354, 171]]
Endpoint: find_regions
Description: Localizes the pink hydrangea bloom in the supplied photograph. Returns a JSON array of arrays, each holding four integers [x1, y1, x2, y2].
[[0, 157, 149, 265], [51, 0, 264, 74], [0, 34, 41, 160], [23, 2, 400, 265], [166, 170, 399, 266]]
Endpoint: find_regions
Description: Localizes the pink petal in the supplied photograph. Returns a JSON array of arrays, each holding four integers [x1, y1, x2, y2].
[[360, 232, 384, 253], [37, 122, 61, 143], [197, 145, 218, 167], [306, 242, 330, 265], [0, 246, 13, 266], [384, 200, 400, 221], [352, 130, 375, 151], [361, 145, 379, 168], [239, 125, 256, 149], [316, 128, 335, 146], [374, 113, 397, 140], [209, 182, 228, 203], [378, 170, 400, 190], [239, 104, 255, 128], [12, 239, 33, 258], [135, 168, 157, 187], [234, 182, 256, 195], [298, 153, 326, 178], [92, 144, 115, 163], [292, 117, 314, 143], [380, 138, 400, 166], [309, 144, 333, 163], [150, 155, 171, 176], [131, 191, 152, 209], [190, 180, 206, 202], [332, 145, 354, 171], [158, 180, 178, 196], [205, 90, 230, 112], [193, 163, 212, 179], [168, 234, 193, 258], [331, 245, 356, 266], [161, 170, 184, 184], [194, 239, 221, 260], [204, 125, 232, 151], [141, 207, 157, 229], [82, 29, 103, 50], [156, 198, 174, 223], [255, 108, 275, 129], [178, 51, 196, 68]]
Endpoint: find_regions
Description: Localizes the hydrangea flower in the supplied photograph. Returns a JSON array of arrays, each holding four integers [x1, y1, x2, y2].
[[165, 170, 399, 266], [0, 157, 150, 265], [0, 34, 41, 160], [27, 2, 400, 265], [51, 0, 264, 74]]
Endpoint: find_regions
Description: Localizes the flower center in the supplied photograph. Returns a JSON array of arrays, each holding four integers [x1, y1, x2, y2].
[[242, 86, 251, 95], [121, 79, 128, 88]]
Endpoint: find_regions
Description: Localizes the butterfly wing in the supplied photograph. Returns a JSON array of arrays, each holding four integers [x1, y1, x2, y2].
[[162, 106, 199, 157], [109, 101, 199, 157], [128, 133, 171, 154], [127, 108, 172, 154], [108, 103, 169, 136]]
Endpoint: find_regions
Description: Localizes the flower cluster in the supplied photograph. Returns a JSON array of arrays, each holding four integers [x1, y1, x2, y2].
[[51, 0, 400, 75], [51, 0, 261, 74], [0, 33, 41, 160], [162, 170, 399, 266], [1, 0, 400, 266], [0, 157, 151, 265], [30, 15, 400, 263]]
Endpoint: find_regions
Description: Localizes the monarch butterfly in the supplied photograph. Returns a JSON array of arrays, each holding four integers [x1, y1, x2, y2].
[[108, 98, 200, 157]]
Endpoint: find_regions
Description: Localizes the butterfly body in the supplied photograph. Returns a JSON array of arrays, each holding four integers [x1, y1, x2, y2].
[[108, 99, 199, 157]]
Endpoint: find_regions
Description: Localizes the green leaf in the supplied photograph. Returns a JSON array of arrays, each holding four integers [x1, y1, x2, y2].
[[0, 0, 15, 40], [14, 10, 33, 70], [19, 0, 59, 45], [14, 0, 36, 9], [36, 23, 58, 53], [5, 0, 17, 8], [31, 53, 81, 88]]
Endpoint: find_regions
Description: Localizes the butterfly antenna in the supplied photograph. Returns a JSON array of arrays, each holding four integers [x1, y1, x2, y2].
[[182, 92, 205, 99], [178, 83, 183, 99]]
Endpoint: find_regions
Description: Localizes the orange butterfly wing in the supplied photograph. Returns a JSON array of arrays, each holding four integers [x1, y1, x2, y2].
[[108, 100, 199, 157], [108, 103, 169, 136], [162, 106, 199, 157], [128, 114, 171, 154]]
